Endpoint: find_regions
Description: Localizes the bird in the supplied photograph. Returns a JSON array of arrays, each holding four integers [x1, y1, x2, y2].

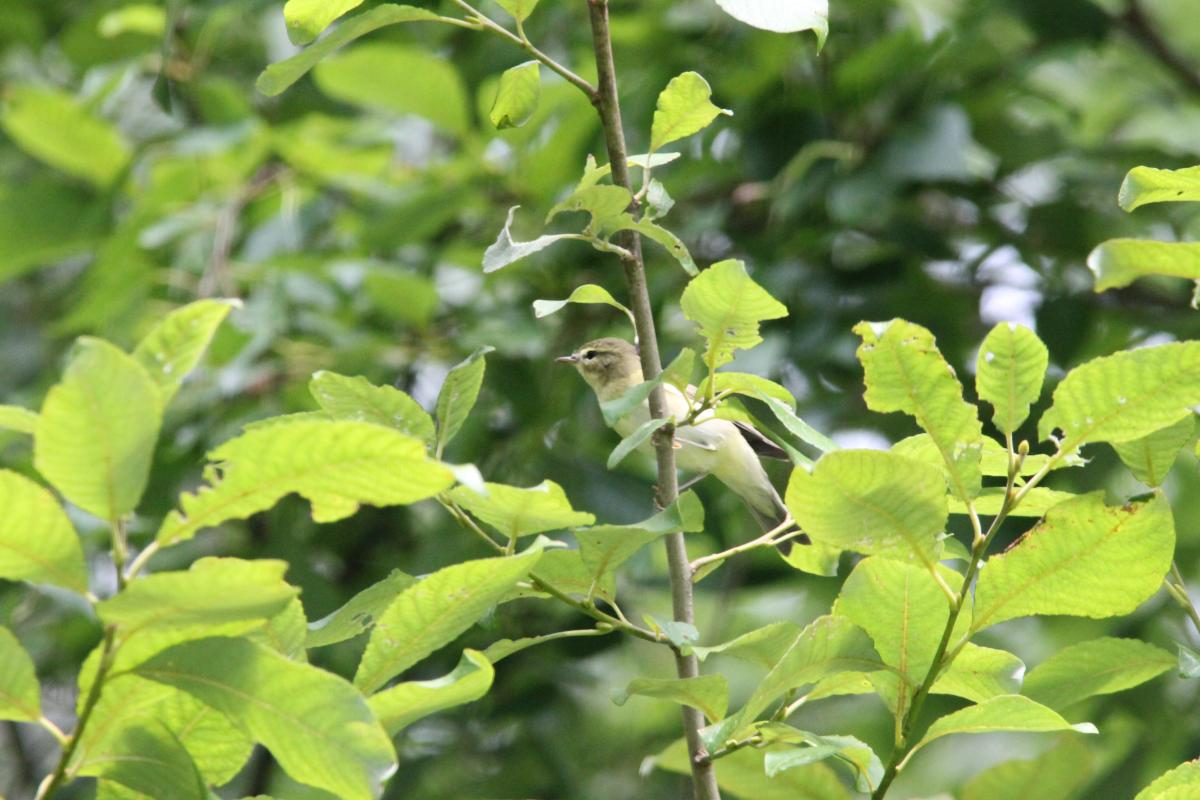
[[557, 337, 794, 540]]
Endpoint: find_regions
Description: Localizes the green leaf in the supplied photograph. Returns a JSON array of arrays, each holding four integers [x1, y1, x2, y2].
[[489, 61, 540, 129], [1136, 760, 1200, 800], [157, 419, 454, 547], [1022, 637, 1176, 711], [906, 695, 1097, 764], [35, 337, 163, 521], [97, 558, 298, 665], [1, 85, 130, 186], [756, 392, 839, 456], [836, 557, 963, 686], [527, 549, 617, 604], [948, 487, 1076, 517], [645, 178, 675, 220], [854, 319, 983, 502], [714, 0, 829, 46], [1181, 643, 1200, 679], [1119, 165, 1200, 211], [656, 738, 851, 800], [610, 216, 698, 275], [681, 259, 788, 372], [756, 727, 883, 792], [691, 621, 802, 668], [976, 322, 1048, 434], [369, 649, 494, 736], [961, 736, 1094, 800], [447, 480, 595, 539], [575, 491, 703, 584], [257, 5, 443, 96], [723, 615, 882, 740], [483, 206, 576, 272], [697, 373, 795, 409], [780, 540, 842, 576], [136, 637, 395, 800], [310, 371, 435, 444], [788, 450, 947, 566], [547, 185, 633, 233], [1087, 239, 1200, 292], [932, 643, 1025, 703], [284, 0, 364, 45], [615, 674, 728, 722], [314, 43, 469, 135], [649, 71, 732, 151], [72, 673, 254, 787], [0, 470, 88, 592], [607, 417, 670, 468], [534, 284, 633, 326], [0, 627, 39, 722], [0, 405, 37, 434], [1112, 414, 1195, 486], [355, 549, 542, 692], [76, 722, 207, 800], [132, 299, 237, 404], [494, 0, 540, 22], [307, 570, 416, 648], [435, 345, 493, 452], [972, 493, 1175, 631]]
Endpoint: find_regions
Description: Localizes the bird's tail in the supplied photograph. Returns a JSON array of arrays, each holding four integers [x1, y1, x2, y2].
[[739, 477, 807, 555]]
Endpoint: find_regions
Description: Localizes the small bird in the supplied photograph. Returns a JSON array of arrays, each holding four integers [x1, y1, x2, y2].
[[557, 337, 792, 537]]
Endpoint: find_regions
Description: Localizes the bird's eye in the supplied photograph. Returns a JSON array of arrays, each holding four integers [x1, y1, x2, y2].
[[583, 350, 597, 360]]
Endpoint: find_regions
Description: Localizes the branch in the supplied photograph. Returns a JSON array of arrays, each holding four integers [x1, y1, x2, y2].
[[35, 627, 118, 800], [872, 438, 1045, 799], [583, 2, 720, 797], [1116, 0, 1200, 97]]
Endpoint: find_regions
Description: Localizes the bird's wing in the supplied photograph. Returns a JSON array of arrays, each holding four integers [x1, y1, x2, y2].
[[734, 421, 790, 460]]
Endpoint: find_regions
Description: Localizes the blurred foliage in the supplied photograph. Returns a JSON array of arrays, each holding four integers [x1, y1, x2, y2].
[[1, 0, 1199, 797]]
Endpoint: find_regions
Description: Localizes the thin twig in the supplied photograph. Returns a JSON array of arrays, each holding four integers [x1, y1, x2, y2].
[[689, 518, 798, 575], [448, 0, 597, 98], [439, 497, 662, 644], [1168, 561, 1200, 639]]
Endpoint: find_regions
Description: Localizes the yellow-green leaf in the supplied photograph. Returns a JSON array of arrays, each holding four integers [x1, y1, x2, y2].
[[355, 550, 542, 692], [284, 0, 364, 45], [157, 419, 454, 547], [1, 85, 130, 186], [615, 674, 728, 722], [447, 480, 595, 539], [787, 450, 947, 567], [1119, 165, 1200, 211], [0, 627, 40, 722], [369, 649, 494, 735], [489, 61, 540, 129], [1022, 637, 1176, 711], [650, 71, 732, 151], [681, 259, 787, 372], [1088, 239, 1200, 292], [0, 470, 87, 592], [972, 493, 1174, 631], [854, 319, 983, 502], [976, 322, 1048, 434], [35, 338, 162, 521], [133, 299, 237, 404], [1112, 414, 1195, 486]]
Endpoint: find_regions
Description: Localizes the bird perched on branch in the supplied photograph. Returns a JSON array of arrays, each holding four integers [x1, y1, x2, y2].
[[557, 337, 795, 542]]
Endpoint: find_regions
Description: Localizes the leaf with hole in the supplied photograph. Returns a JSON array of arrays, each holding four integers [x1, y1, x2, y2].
[[157, 419, 454, 547]]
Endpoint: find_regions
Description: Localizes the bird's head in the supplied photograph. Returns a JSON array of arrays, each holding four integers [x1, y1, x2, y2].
[[556, 337, 643, 397]]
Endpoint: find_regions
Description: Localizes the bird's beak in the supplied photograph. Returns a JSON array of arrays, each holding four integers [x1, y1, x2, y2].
[[555, 354, 579, 364]]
